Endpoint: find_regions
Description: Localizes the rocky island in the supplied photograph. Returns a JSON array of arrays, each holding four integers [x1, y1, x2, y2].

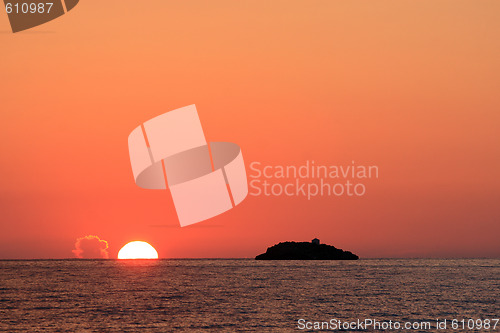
[[255, 238, 358, 260]]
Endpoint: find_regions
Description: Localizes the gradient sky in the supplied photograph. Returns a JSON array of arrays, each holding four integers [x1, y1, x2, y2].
[[1, 1, 499, 259]]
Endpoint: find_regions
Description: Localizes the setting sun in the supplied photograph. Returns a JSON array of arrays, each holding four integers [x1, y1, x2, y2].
[[117, 241, 159, 259]]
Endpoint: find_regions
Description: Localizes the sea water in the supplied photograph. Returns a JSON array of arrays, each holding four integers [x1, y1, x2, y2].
[[0, 259, 498, 332]]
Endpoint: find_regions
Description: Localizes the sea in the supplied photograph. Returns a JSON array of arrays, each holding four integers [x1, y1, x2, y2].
[[0, 259, 498, 332]]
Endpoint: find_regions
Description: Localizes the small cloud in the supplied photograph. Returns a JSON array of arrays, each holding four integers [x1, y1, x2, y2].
[[72, 235, 109, 259]]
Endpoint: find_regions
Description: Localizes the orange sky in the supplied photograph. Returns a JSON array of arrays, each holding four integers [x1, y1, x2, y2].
[[1, 1, 499, 259]]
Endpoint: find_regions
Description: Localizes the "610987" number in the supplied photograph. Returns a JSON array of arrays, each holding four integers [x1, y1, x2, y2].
[[5, 2, 53, 14]]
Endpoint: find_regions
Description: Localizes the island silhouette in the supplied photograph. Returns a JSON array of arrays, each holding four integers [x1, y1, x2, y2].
[[255, 238, 359, 260]]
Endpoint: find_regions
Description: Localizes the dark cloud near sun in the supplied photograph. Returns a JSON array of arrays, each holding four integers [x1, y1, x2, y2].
[[72, 235, 109, 259]]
